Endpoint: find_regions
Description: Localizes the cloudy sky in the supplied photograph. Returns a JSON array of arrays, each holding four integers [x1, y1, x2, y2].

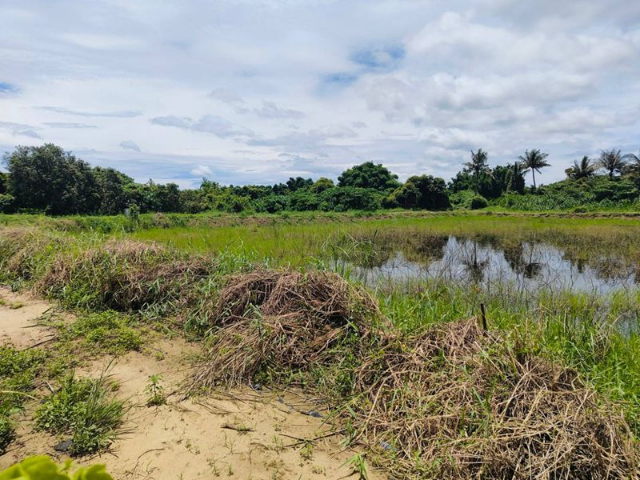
[[1, 0, 639, 188]]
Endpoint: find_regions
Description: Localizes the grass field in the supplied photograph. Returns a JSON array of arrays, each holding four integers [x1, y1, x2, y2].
[[1, 211, 639, 477]]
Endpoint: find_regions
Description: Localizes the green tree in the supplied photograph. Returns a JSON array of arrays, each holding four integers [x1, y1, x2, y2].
[[338, 162, 400, 191], [519, 149, 550, 189], [565, 156, 596, 180], [0, 172, 8, 194], [285, 177, 313, 192], [390, 175, 450, 210], [464, 149, 491, 193], [93, 167, 134, 215], [3, 144, 98, 215], [598, 149, 626, 180], [310, 177, 334, 193], [506, 162, 528, 194]]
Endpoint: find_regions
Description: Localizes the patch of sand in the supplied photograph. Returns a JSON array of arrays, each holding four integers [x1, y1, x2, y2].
[[0, 287, 55, 349], [0, 292, 385, 479]]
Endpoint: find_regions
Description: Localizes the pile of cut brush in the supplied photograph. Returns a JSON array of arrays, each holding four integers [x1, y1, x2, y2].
[[192, 269, 638, 478], [192, 270, 385, 390]]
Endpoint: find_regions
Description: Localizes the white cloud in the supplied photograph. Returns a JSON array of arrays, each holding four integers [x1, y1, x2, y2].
[[150, 115, 254, 139], [119, 140, 141, 151], [253, 101, 305, 119], [0, 0, 638, 186], [191, 165, 213, 177]]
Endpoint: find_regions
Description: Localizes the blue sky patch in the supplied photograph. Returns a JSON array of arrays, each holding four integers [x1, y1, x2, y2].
[[0, 82, 18, 94]]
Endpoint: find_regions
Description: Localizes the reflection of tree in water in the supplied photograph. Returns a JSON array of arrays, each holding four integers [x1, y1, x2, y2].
[[461, 238, 488, 284], [502, 242, 542, 279], [402, 234, 449, 265], [562, 251, 587, 274], [590, 257, 632, 282]]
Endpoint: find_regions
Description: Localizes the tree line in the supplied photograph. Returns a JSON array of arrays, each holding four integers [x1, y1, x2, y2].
[[1, 143, 639, 215]]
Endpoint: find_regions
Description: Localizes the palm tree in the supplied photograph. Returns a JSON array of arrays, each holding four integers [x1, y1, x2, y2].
[[598, 149, 626, 180], [464, 149, 491, 193], [565, 156, 596, 180], [519, 149, 550, 189]]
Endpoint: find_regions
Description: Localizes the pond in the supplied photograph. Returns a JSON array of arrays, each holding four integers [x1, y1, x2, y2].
[[338, 234, 639, 295]]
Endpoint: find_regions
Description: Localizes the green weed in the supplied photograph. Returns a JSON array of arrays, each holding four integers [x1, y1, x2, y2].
[[35, 373, 125, 456]]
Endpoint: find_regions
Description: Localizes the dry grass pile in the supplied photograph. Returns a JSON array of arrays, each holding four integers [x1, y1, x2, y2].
[[192, 273, 639, 478], [351, 319, 638, 479], [36, 240, 212, 311], [192, 270, 384, 389]]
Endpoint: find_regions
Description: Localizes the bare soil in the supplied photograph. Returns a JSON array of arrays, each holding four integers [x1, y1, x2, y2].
[[0, 290, 384, 479]]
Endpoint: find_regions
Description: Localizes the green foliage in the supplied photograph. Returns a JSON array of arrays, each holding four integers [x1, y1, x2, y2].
[[144, 374, 166, 407], [0, 194, 15, 214], [338, 162, 400, 191], [62, 311, 143, 355], [4, 144, 98, 215], [519, 149, 550, 188], [0, 456, 113, 480], [388, 175, 450, 210], [0, 347, 47, 453], [469, 195, 488, 209], [320, 187, 382, 211], [36, 375, 125, 456]]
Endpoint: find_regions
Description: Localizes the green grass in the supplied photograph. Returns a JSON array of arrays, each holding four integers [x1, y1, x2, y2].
[[0, 347, 47, 453], [60, 311, 144, 355], [35, 374, 125, 456]]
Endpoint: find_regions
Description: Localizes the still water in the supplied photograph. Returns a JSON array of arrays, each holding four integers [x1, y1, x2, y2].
[[340, 235, 638, 295]]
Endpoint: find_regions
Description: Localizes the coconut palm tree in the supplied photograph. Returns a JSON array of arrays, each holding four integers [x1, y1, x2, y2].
[[565, 156, 596, 180], [598, 149, 626, 180], [464, 149, 491, 193], [519, 149, 550, 189]]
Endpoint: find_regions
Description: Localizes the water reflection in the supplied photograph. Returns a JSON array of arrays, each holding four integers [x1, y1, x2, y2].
[[336, 234, 638, 294]]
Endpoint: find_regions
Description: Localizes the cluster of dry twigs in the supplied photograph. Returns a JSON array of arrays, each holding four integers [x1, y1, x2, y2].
[[193, 269, 639, 479]]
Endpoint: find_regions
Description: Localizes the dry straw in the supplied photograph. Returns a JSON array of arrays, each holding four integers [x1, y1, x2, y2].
[[193, 269, 639, 479]]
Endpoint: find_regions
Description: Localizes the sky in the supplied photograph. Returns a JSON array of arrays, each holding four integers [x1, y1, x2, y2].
[[1, 0, 639, 188]]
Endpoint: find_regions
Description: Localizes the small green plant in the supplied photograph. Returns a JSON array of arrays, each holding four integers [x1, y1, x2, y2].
[[0, 455, 113, 480], [0, 347, 47, 453], [145, 374, 166, 407], [343, 453, 369, 480], [35, 374, 125, 456]]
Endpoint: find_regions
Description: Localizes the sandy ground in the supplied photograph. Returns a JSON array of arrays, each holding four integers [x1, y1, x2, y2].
[[0, 289, 385, 479]]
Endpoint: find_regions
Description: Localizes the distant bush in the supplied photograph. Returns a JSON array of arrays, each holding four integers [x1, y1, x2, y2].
[[320, 187, 382, 212], [470, 195, 488, 210]]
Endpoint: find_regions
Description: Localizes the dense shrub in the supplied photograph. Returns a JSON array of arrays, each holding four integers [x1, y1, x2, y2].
[[470, 195, 489, 209], [320, 187, 382, 212]]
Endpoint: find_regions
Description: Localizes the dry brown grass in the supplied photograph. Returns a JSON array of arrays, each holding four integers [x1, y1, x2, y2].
[[192, 270, 385, 389], [192, 271, 639, 479], [351, 319, 638, 478]]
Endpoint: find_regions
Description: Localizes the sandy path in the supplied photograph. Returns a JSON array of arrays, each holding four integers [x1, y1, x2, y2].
[[0, 291, 385, 479], [0, 287, 55, 349]]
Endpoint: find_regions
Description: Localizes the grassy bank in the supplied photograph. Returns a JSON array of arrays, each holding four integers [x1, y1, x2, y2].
[[1, 220, 639, 476]]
